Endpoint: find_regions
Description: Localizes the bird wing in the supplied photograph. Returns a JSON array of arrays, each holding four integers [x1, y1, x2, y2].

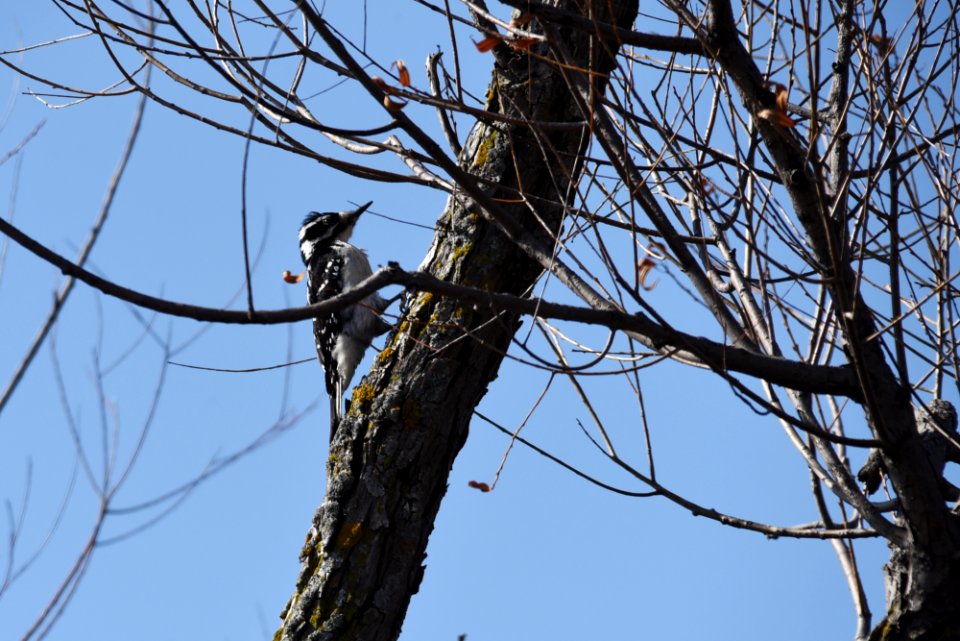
[[308, 253, 344, 401]]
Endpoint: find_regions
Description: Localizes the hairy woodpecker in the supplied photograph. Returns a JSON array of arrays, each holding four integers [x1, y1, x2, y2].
[[299, 201, 390, 438]]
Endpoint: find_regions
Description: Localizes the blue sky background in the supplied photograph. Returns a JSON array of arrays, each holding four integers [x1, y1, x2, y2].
[[0, 2, 941, 640]]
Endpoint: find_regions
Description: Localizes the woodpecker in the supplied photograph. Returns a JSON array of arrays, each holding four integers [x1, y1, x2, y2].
[[299, 201, 390, 438]]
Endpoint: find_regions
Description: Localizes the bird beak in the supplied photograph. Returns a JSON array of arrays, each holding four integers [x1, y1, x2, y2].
[[349, 201, 373, 218]]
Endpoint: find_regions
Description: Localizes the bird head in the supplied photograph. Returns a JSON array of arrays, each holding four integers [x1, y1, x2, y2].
[[299, 201, 373, 265]]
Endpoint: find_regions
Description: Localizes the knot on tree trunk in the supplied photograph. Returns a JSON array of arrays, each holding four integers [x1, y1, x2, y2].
[[858, 400, 959, 499]]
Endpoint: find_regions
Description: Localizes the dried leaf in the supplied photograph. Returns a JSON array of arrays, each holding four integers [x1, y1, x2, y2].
[[509, 36, 538, 51], [383, 95, 408, 112], [771, 82, 789, 113], [467, 480, 491, 492], [699, 175, 714, 195], [758, 82, 796, 127], [757, 108, 796, 128], [371, 75, 397, 95], [282, 270, 305, 284], [393, 59, 411, 87], [474, 35, 503, 52], [637, 257, 658, 291], [374, 75, 408, 110], [868, 34, 894, 52]]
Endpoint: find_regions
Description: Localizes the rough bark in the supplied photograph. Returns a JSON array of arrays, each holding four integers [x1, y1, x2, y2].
[[276, 2, 639, 640], [868, 402, 960, 641]]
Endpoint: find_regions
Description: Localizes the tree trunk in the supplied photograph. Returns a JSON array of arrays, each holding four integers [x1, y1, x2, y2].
[[276, 2, 638, 640], [872, 547, 960, 641], [869, 402, 960, 641]]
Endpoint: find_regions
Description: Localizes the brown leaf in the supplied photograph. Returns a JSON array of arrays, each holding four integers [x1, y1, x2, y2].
[[371, 75, 397, 96], [373, 75, 408, 110], [282, 270, 305, 284], [699, 175, 714, 195], [468, 480, 491, 492], [637, 257, 658, 291], [868, 34, 894, 52], [771, 82, 789, 113], [474, 35, 503, 52], [393, 59, 411, 87], [383, 95, 408, 112], [757, 108, 796, 128], [508, 36, 538, 51], [757, 82, 796, 127]]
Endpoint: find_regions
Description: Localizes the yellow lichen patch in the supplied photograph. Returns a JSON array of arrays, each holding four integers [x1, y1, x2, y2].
[[375, 344, 395, 365], [473, 128, 498, 168], [349, 384, 377, 414], [337, 521, 363, 549], [272, 627, 284, 641], [451, 243, 472, 263], [309, 607, 322, 629]]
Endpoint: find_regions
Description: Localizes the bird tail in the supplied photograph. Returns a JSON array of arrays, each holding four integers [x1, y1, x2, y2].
[[329, 380, 343, 442]]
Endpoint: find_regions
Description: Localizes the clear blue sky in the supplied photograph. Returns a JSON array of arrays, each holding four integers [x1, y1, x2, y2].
[[0, 3, 923, 640]]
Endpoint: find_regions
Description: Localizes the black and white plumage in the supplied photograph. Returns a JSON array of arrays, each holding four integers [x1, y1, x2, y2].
[[299, 201, 390, 438]]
